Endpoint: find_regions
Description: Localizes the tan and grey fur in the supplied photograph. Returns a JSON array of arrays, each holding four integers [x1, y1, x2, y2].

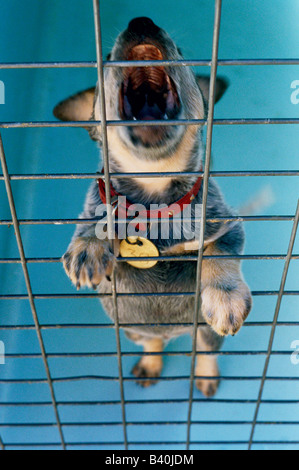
[[54, 18, 252, 397]]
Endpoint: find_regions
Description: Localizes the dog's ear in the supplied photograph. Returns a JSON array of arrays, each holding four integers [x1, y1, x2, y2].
[[53, 87, 96, 122], [196, 76, 229, 104]]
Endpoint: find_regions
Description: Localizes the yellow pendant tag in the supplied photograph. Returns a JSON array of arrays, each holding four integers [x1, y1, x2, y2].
[[119, 237, 159, 269]]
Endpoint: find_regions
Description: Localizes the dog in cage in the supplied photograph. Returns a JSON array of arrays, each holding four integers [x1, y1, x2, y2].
[[54, 17, 252, 397]]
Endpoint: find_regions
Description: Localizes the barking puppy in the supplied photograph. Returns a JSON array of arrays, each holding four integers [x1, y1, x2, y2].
[[54, 17, 252, 397]]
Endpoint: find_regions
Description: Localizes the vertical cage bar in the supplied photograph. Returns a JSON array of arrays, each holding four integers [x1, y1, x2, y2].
[[186, 0, 223, 450], [0, 435, 4, 450], [92, 0, 128, 449], [248, 199, 299, 450], [0, 133, 66, 450]]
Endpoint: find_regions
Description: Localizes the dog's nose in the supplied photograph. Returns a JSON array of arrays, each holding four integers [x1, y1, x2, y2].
[[128, 17, 160, 36]]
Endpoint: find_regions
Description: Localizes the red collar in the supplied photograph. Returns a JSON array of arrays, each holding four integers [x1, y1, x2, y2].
[[98, 171, 202, 219]]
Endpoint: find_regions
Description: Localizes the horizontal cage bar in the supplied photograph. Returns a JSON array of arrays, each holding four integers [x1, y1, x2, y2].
[[0, 58, 299, 69], [0, 254, 298, 264], [1, 398, 299, 406], [1, 321, 299, 330], [1, 170, 298, 181], [0, 375, 298, 384], [0, 290, 297, 299], [1, 350, 296, 358], [1, 118, 299, 129], [1, 420, 299, 427], [0, 215, 295, 226]]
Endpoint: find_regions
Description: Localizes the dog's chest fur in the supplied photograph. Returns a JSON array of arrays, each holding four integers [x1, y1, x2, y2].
[[100, 260, 199, 338], [94, 168, 239, 338]]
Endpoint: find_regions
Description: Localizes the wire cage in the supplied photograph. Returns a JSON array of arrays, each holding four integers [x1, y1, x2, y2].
[[0, 0, 299, 450]]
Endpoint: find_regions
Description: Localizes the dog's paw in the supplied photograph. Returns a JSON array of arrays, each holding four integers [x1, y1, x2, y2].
[[196, 377, 219, 398], [201, 282, 252, 337], [132, 356, 163, 388], [62, 237, 115, 290]]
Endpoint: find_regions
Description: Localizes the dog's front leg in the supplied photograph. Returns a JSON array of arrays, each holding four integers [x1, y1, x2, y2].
[[201, 242, 252, 337], [62, 181, 115, 290]]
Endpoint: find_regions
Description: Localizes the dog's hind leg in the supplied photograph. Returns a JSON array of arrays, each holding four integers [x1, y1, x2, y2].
[[127, 333, 164, 387], [195, 327, 223, 397]]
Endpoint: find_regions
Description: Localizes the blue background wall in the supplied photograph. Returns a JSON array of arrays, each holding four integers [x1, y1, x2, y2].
[[0, 0, 298, 450]]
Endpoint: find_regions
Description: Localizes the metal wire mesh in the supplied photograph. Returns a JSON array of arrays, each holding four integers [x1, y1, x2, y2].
[[0, 0, 298, 450]]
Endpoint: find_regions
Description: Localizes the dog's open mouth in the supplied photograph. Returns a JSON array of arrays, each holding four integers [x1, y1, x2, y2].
[[119, 44, 180, 122]]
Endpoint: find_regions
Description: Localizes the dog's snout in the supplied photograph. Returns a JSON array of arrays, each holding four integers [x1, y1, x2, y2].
[[128, 17, 160, 37]]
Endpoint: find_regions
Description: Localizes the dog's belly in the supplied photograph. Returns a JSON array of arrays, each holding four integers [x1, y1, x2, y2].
[[99, 261, 202, 338]]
